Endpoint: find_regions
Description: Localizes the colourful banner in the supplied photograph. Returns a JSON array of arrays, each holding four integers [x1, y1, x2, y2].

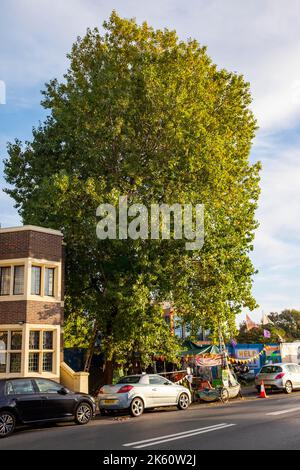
[[195, 354, 222, 367], [229, 347, 266, 364]]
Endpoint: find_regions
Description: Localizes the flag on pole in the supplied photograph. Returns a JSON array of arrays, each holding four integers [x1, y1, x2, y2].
[[263, 329, 271, 338], [246, 314, 259, 331], [262, 313, 272, 325]]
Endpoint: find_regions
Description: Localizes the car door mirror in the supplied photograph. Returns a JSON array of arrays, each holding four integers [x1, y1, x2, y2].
[[58, 387, 69, 395]]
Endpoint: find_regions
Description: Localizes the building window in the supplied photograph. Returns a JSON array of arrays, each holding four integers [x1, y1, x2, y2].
[[43, 331, 53, 373], [42, 353, 53, 372], [28, 330, 54, 373], [44, 268, 55, 297], [11, 331, 22, 350], [0, 330, 22, 374], [29, 331, 40, 350], [31, 266, 41, 295], [0, 331, 8, 373], [0, 352, 7, 373], [0, 267, 11, 296], [43, 331, 53, 350], [13, 266, 24, 295], [10, 353, 21, 373], [28, 353, 39, 372]]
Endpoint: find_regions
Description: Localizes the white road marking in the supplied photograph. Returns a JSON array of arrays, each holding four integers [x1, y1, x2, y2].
[[123, 423, 236, 449], [266, 406, 300, 416]]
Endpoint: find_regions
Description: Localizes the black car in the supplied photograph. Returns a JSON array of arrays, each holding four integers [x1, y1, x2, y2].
[[0, 377, 96, 438]]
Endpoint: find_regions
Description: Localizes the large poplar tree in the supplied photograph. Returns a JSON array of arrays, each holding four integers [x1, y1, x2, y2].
[[4, 12, 261, 381]]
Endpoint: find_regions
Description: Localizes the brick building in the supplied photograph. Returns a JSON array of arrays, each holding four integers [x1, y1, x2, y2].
[[0, 225, 64, 381]]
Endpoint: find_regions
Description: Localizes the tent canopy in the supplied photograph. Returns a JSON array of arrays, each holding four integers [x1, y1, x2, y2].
[[181, 340, 220, 357]]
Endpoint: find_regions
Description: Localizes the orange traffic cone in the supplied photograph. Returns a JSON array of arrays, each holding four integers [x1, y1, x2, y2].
[[258, 380, 268, 398]]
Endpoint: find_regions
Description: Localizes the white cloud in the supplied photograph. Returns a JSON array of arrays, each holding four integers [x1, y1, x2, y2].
[[246, 131, 300, 320], [255, 143, 300, 258], [1, 0, 300, 129], [0, 0, 98, 89]]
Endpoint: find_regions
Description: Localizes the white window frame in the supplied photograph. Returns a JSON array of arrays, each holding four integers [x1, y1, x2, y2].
[[0, 330, 23, 374], [44, 267, 55, 297], [13, 265, 25, 295], [28, 329, 55, 374], [0, 266, 12, 296]]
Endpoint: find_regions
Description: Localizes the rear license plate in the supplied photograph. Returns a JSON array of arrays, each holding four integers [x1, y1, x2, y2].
[[264, 385, 271, 389], [104, 399, 117, 404]]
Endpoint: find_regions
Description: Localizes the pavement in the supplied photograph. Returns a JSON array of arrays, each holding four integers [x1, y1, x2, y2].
[[1, 387, 300, 450]]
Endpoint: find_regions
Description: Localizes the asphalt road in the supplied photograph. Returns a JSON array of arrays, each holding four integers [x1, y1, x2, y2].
[[1, 390, 300, 450]]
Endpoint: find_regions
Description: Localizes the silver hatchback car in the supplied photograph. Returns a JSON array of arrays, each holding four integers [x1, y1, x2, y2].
[[98, 374, 192, 417], [255, 363, 300, 394]]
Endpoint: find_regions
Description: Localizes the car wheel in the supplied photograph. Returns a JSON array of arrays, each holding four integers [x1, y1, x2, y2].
[[284, 381, 293, 394], [0, 411, 15, 438], [75, 402, 93, 425], [130, 398, 144, 417], [177, 393, 190, 410]]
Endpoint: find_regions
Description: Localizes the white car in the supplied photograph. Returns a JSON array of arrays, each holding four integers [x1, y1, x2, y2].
[[98, 374, 192, 417], [255, 363, 300, 393]]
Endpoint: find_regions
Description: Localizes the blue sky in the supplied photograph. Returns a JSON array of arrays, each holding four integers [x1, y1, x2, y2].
[[1, 0, 300, 323]]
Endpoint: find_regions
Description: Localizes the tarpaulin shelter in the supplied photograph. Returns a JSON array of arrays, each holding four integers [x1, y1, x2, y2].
[[181, 340, 220, 357], [181, 341, 222, 366]]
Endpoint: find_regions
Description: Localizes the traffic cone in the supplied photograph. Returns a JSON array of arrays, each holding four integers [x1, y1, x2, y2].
[[258, 380, 268, 398]]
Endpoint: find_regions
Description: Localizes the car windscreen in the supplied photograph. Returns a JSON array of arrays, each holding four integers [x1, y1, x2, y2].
[[260, 366, 282, 374], [117, 376, 141, 384]]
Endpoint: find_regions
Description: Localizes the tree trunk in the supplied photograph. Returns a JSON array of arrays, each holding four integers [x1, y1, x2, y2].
[[103, 359, 114, 384], [84, 323, 98, 372]]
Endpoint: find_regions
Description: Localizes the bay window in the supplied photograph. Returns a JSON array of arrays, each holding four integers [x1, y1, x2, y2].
[[31, 266, 41, 295], [0, 267, 11, 296], [28, 330, 54, 373], [0, 263, 57, 297], [13, 266, 24, 295], [0, 330, 22, 374], [44, 267, 55, 297], [29, 330, 39, 350], [0, 331, 8, 373]]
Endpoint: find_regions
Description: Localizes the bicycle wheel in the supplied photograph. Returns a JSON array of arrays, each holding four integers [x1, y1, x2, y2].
[[219, 387, 229, 403]]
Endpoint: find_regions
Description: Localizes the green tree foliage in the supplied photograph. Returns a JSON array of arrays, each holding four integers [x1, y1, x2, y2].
[[4, 12, 260, 380], [63, 310, 94, 349], [268, 310, 300, 341]]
